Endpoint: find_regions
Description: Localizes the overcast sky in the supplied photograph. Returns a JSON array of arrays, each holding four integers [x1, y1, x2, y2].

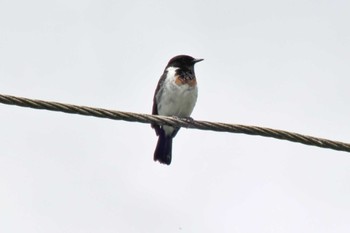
[[1, 0, 350, 232]]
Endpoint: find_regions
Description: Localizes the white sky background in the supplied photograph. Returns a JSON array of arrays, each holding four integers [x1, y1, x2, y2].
[[1, 0, 350, 232]]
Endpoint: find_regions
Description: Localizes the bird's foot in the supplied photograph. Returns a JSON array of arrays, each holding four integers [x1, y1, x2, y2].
[[183, 116, 194, 123], [171, 116, 194, 128]]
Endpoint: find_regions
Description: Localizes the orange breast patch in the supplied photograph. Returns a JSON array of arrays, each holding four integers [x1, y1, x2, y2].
[[175, 75, 197, 87]]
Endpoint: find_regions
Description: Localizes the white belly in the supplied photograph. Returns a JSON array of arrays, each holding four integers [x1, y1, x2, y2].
[[157, 68, 198, 117]]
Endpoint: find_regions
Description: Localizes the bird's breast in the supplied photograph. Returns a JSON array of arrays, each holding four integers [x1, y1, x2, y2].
[[157, 69, 198, 118], [174, 75, 197, 87]]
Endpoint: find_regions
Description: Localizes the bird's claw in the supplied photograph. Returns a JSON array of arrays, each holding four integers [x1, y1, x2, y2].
[[172, 116, 194, 128]]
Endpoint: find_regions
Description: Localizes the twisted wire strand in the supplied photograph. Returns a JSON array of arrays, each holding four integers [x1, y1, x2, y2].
[[1, 93, 350, 153]]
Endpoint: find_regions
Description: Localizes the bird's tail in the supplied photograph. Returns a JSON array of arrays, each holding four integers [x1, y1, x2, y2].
[[154, 133, 173, 165]]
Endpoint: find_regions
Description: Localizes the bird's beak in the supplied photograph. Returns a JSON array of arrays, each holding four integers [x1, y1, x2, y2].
[[193, 58, 204, 63]]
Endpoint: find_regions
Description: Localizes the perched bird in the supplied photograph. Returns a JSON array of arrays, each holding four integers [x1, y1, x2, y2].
[[152, 55, 203, 165]]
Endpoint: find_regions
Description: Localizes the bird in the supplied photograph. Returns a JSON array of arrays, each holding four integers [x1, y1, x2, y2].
[[151, 55, 203, 165]]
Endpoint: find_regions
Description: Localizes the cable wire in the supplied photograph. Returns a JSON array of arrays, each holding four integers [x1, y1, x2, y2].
[[1, 93, 349, 153]]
